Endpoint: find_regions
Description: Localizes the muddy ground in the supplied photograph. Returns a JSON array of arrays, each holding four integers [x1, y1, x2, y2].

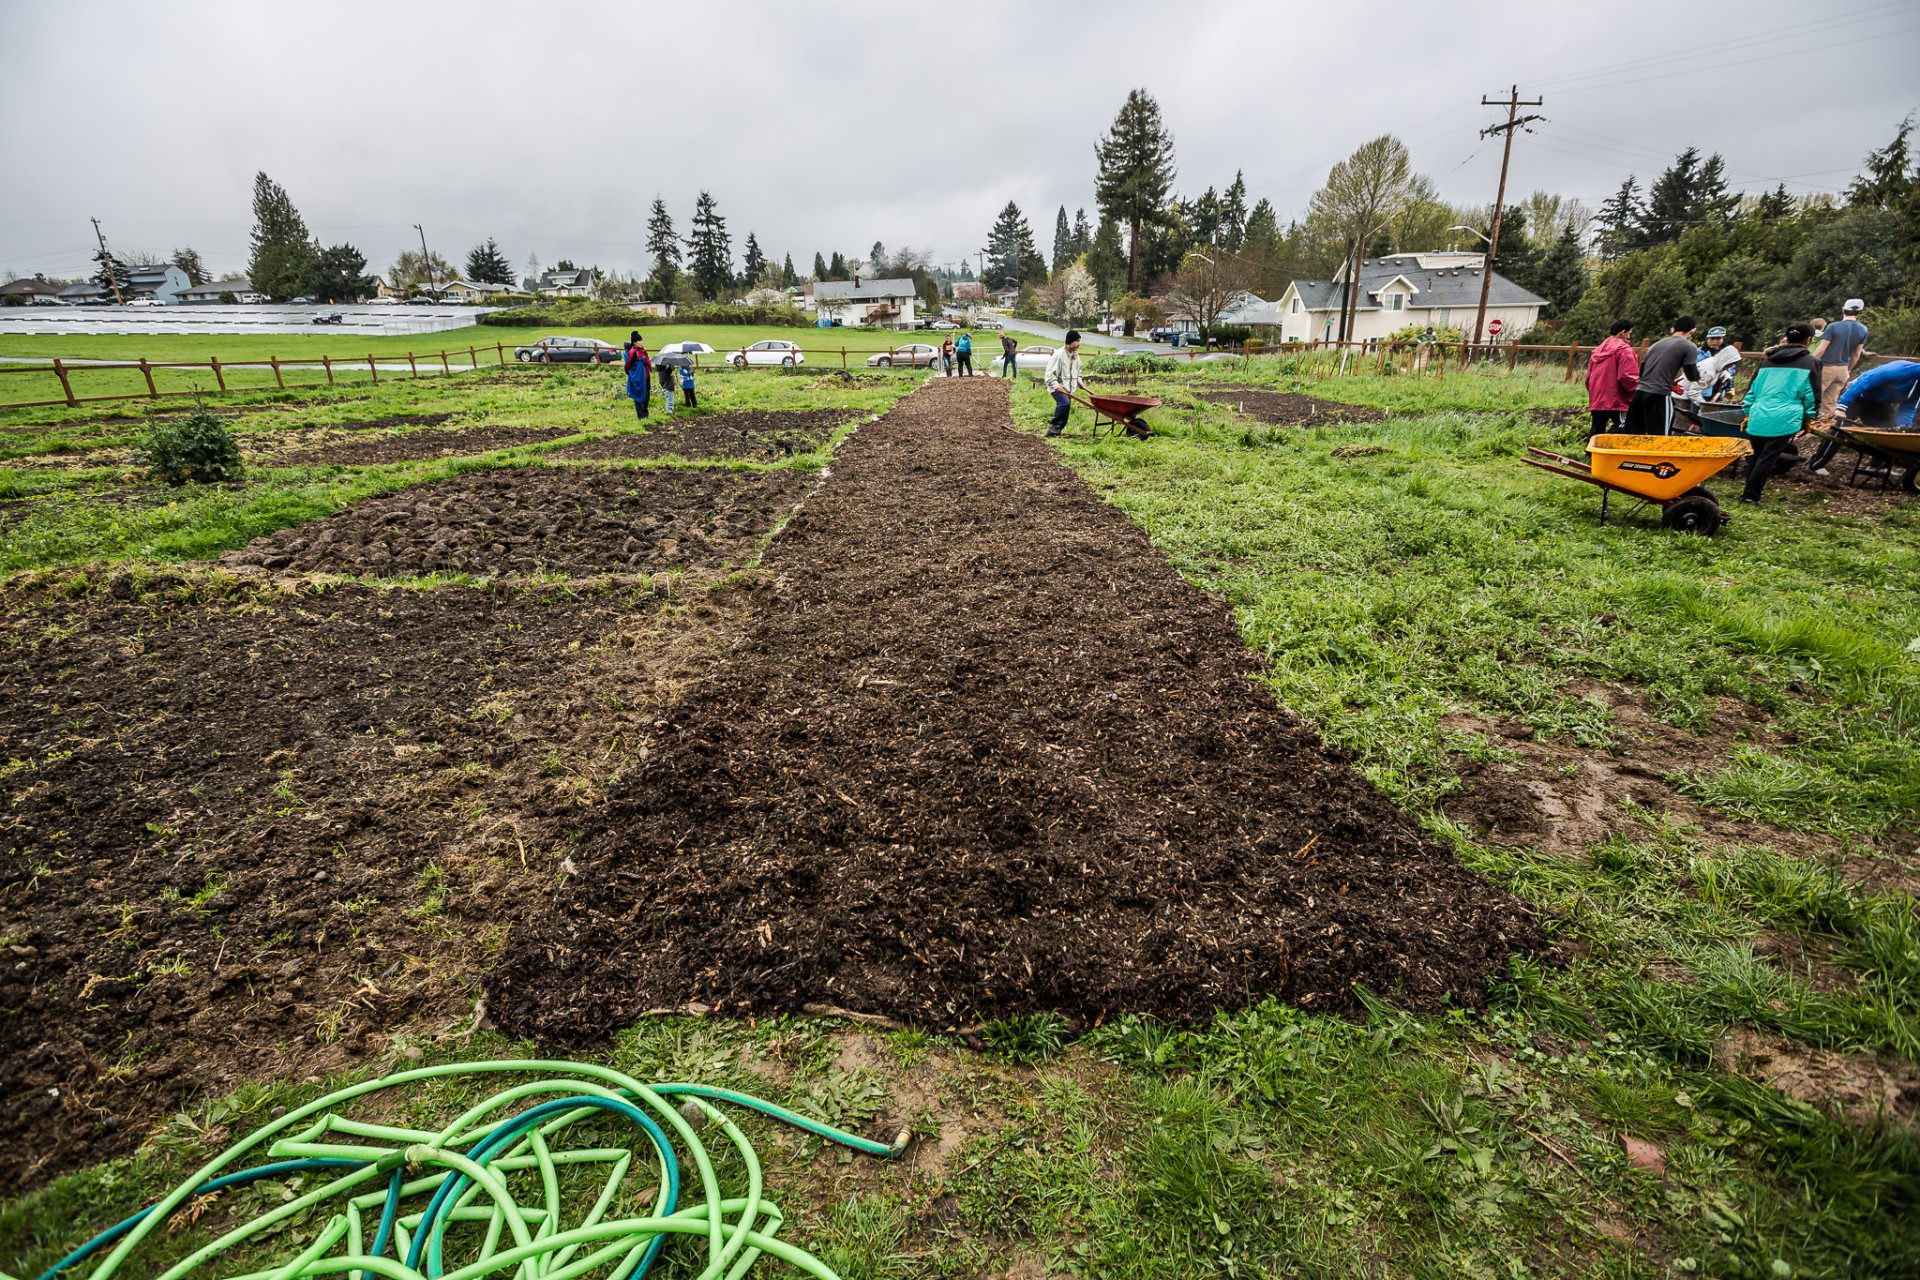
[[255, 425, 570, 466], [488, 378, 1546, 1041], [0, 572, 755, 1184], [554, 410, 854, 462], [1196, 390, 1386, 425], [218, 466, 813, 578]]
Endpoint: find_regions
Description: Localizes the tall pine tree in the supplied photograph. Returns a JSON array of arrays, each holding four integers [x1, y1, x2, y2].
[[170, 246, 207, 286], [1094, 88, 1177, 328], [247, 171, 319, 301], [868, 241, 888, 275], [828, 251, 847, 279], [1642, 148, 1703, 244], [985, 202, 1043, 290], [811, 252, 828, 281], [92, 247, 131, 302], [781, 253, 797, 287], [465, 238, 512, 285], [1594, 177, 1644, 261], [742, 232, 767, 287], [1220, 170, 1249, 252], [1052, 206, 1074, 273], [1071, 207, 1092, 257], [646, 199, 681, 302]]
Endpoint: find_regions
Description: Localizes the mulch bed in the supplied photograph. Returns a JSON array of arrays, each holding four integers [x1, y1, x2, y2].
[[1196, 390, 1385, 425], [218, 466, 813, 578], [556, 410, 854, 463], [258, 426, 571, 466], [0, 574, 741, 1185], [487, 378, 1545, 1042]]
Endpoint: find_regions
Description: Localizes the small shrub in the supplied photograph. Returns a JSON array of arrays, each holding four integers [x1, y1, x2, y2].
[[1084, 352, 1167, 377], [137, 407, 243, 486], [981, 1012, 1069, 1064]]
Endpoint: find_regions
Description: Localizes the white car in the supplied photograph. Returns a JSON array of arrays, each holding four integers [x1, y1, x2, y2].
[[730, 339, 805, 368], [867, 343, 942, 369], [973, 317, 1005, 330], [127, 297, 166, 308], [992, 344, 1055, 375]]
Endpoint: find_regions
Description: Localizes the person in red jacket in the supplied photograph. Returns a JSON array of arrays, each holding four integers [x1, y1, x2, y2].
[[1585, 318, 1639, 439]]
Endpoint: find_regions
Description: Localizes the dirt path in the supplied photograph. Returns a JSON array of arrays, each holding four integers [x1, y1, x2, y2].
[[489, 378, 1545, 1040]]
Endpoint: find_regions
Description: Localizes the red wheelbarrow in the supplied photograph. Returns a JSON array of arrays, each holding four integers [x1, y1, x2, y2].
[[1071, 390, 1159, 438]]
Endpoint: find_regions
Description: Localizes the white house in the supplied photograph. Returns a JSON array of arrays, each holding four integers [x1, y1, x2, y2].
[[57, 264, 192, 305], [180, 277, 267, 304], [811, 276, 918, 329], [433, 278, 522, 303], [529, 268, 594, 298], [1273, 252, 1545, 344]]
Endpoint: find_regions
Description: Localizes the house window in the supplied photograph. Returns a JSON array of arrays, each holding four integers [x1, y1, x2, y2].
[[1290, 298, 1300, 314], [1384, 293, 1404, 311]]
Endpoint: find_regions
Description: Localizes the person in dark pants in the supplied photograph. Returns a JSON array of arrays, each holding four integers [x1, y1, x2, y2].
[[680, 361, 697, 409], [1738, 324, 1818, 505], [1043, 331, 1082, 436], [657, 357, 676, 415], [1623, 317, 1701, 435], [956, 330, 974, 376], [1000, 331, 1017, 378], [623, 331, 651, 421], [1585, 319, 1638, 438]]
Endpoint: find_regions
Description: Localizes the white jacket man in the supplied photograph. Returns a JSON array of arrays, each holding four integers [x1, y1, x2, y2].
[[1043, 332, 1082, 436]]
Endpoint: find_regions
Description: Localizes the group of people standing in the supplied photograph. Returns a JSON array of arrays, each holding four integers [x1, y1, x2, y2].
[[621, 331, 698, 421], [1584, 298, 1916, 504]]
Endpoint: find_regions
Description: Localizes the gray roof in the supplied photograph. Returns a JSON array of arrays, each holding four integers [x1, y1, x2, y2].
[[1288, 254, 1546, 313], [0, 277, 63, 296], [813, 277, 916, 302], [182, 277, 254, 295], [536, 269, 592, 288]]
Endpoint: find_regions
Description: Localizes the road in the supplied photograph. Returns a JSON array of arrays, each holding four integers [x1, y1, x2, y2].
[[986, 315, 1175, 352]]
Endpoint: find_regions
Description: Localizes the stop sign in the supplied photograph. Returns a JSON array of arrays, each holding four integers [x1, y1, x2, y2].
[[1487, 318, 1504, 335]]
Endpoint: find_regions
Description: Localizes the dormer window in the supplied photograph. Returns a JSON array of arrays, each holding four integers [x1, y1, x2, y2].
[[1384, 293, 1404, 311]]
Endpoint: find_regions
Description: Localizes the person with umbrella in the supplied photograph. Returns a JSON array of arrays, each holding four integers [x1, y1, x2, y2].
[[623, 331, 651, 421], [657, 349, 677, 416]]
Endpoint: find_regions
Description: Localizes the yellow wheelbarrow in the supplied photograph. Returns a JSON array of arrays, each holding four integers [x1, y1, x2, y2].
[[1522, 433, 1753, 535]]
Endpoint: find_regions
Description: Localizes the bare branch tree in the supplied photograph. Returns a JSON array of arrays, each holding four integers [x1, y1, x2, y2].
[[1158, 251, 1256, 346], [1306, 135, 1415, 342]]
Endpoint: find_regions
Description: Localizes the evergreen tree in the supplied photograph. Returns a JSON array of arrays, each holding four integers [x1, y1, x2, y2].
[[91, 247, 131, 301], [1220, 170, 1249, 251], [1190, 186, 1222, 249], [1594, 177, 1644, 261], [869, 241, 888, 275], [1052, 206, 1074, 273], [959, 261, 975, 281], [985, 201, 1044, 290], [1072, 207, 1092, 258], [1240, 198, 1288, 296], [781, 253, 796, 287], [464, 238, 513, 285], [1094, 88, 1177, 314], [742, 232, 767, 286], [645, 199, 681, 302], [685, 191, 732, 300], [1850, 113, 1916, 207], [1531, 226, 1589, 319], [246, 171, 319, 301], [1696, 153, 1739, 226], [308, 243, 370, 302], [1642, 148, 1703, 244], [812, 252, 828, 280], [1085, 213, 1127, 301], [828, 251, 847, 279], [169, 246, 207, 286]]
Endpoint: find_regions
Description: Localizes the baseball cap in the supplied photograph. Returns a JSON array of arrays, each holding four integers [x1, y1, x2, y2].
[[1843, 298, 1864, 313], [1705, 326, 1727, 338]]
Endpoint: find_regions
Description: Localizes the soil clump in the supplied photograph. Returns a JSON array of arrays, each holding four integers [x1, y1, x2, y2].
[[488, 378, 1545, 1042], [218, 466, 811, 578], [556, 410, 853, 462], [1196, 390, 1385, 425]]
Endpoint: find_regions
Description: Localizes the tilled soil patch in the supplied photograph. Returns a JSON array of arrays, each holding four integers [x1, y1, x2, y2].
[[556, 410, 853, 462], [1196, 389, 1385, 425], [258, 425, 571, 466], [488, 378, 1546, 1041], [0, 572, 753, 1185], [218, 466, 812, 578]]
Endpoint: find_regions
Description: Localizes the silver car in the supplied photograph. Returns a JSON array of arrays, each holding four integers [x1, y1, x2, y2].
[[729, 339, 805, 368], [867, 343, 942, 369], [992, 344, 1055, 375]]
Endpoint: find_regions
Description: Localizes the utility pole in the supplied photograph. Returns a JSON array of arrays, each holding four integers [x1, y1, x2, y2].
[[90, 217, 125, 305], [1469, 85, 1545, 353], [414, 223, 438, 297]]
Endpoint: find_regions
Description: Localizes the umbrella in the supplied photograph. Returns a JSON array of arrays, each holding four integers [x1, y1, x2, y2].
[[655, 353, 693, 368], [657, 341, 716, 355]]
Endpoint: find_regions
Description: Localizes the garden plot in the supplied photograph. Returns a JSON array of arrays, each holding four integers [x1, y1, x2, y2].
[[489, 378, 1546, 1042], [556, 409, 855, 462], [1196, 389, 1387, 424], [218, 466, 812, 578], [0, 572, 753, 1184], [255, 425, 572, 466]]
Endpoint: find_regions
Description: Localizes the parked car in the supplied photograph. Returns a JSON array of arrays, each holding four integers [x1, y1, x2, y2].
[[289, 296, 315, 305], [729, 339, 805, 368], [513, 336, 622, 364], [365, 297, 398, 306], [1114, 346, 1159, 356], [927, 320, 957, 330], [991, 344, 1056, 375], [311, 311, 344, 325], [404, 296, 436, 306], [867, 343, 942, 369], [973, 317, 1004, 330], [126, 297, 166, 308]]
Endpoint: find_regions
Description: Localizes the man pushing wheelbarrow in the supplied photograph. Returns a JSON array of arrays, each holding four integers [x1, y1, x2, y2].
[[1044, 330, 1155, 440]]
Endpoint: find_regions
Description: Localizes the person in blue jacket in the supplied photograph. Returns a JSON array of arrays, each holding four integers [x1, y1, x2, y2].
[[1810, 357, 1920, 474], [623, 331, 651, 421], [680, 361, 698, 409]]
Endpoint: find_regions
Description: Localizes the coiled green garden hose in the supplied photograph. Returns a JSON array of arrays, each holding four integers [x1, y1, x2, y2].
[[35, 1058, 907, 1280]]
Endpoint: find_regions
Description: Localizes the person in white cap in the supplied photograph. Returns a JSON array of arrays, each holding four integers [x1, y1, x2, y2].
[[1812, 299, 1869, 419]]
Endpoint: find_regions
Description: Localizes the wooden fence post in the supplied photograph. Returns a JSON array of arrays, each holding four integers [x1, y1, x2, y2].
[[138, 359, 158, 398], [468, 346, 477, 373], [1565, 343, 1578, 381], [52, 358, 77, 405], [496, 343, 505, 365], [270, 356, 284, 389], [368, 354, 378, 383], [210, 354, 227, 391], [840, 347, 847, 370], [439, 350, 451, 375], [407, 352, 418, 378], [321, 354, 334, 385], [1508, 342, 1520, 371]]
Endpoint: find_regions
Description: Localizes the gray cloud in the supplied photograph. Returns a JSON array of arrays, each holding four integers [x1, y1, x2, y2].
[[3, 0, 1914, 281]]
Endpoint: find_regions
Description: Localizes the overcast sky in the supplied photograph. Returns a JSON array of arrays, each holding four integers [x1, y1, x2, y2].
[[3, 0, 1914, 283]]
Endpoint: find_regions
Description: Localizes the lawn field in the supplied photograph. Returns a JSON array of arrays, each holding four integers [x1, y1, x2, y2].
[[2, 358, 1915, 1279]]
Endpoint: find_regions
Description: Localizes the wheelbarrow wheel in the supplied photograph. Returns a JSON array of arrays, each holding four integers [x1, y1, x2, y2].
[[1662, 493, 1724, 535]]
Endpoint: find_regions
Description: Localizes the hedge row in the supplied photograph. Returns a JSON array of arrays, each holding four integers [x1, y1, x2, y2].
[[480, 303, 811, 329]]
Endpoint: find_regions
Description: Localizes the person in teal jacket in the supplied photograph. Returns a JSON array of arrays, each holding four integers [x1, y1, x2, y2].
[[1740, 323, 1819, 504]]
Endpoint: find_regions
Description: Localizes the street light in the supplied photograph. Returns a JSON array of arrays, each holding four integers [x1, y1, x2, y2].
[[1445, 224, 1492, 245]]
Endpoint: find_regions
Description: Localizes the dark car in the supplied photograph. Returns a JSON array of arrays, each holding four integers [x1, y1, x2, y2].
[[310, 311, 344, 325], [514, 336, 623, 364]]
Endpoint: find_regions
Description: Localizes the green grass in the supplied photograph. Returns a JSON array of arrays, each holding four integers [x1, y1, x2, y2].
[[4, 361, 1918, 1279]]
